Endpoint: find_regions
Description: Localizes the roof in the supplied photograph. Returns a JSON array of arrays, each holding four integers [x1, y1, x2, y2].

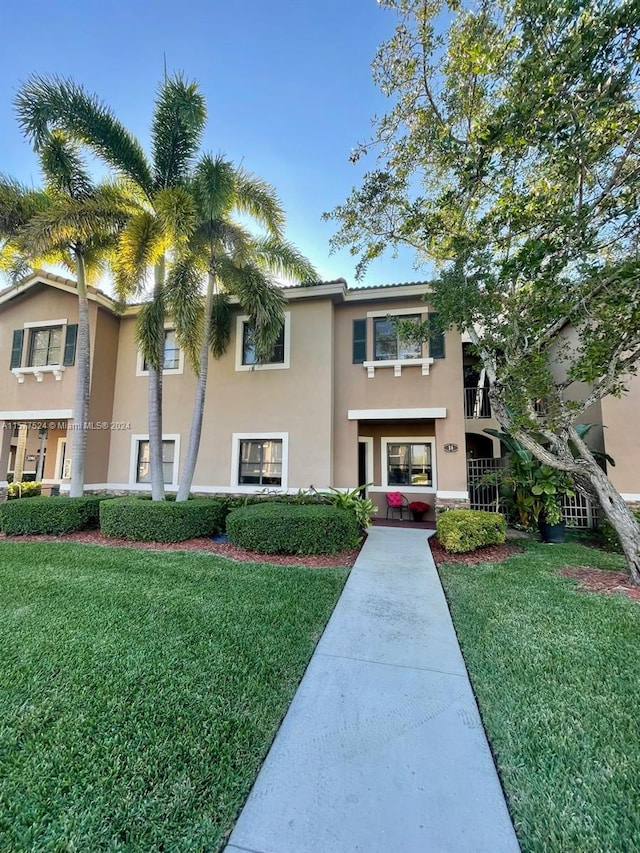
[[0, 269, 429, 315]]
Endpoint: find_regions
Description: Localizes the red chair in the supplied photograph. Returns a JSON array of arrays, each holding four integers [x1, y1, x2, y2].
[[386, 491, 409, 520]]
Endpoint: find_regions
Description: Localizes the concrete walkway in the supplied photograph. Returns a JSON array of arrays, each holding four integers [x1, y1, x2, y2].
[[225, 527, 520, 853]]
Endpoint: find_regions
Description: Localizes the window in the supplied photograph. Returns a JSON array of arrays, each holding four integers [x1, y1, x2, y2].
[[386, 442, 433, 487], [142, 329, 182, 372], [28, 327, 63, 367], [374, 316, 421, 361], [238, 439, 283, 486], [136, 439, 176, 484], [242, 323, 285, 366]]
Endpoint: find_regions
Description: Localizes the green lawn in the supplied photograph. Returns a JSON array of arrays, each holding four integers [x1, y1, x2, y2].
[[0, 542, 347, 852], [439, 540, 640, 853]]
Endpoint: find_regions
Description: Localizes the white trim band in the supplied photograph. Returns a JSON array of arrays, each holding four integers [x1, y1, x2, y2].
[[348, 408, 446, 420], [0, 409, 73, 420], [436, 491, 470, 500], [620, 494, 640, 501]]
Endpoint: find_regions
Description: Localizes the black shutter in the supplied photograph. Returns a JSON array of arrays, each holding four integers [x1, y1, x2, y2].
[[352, 319, 367, 364], [10, 329, 23, 369], [429, 314, 445, 359], [63, 324, 78, 366]]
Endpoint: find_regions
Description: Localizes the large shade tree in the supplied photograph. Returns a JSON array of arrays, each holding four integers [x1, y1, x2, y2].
[[166, 155, 316, 500], [16, 74, 206, 500], [0, 131, 132, 495], [327, 0, 640, 581]]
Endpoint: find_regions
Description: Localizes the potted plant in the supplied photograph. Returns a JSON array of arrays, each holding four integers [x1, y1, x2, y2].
[[530, 465, 576, 543], [408, 500, 430, 522]]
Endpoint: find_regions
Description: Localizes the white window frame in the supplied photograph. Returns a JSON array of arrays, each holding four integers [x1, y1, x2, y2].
[[379, 436, 436, 492], [235, 312, 291, 372], [129, 433, 181, 488], [230, 432, 289, 491], [136, 326, 184, 376]]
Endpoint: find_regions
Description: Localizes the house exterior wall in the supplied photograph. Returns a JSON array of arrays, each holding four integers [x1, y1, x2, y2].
[[1, 272, 638, 508]]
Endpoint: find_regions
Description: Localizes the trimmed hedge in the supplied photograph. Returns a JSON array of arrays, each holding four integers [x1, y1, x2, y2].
[[7, 481, 42, 500], [437, 509, 507, 553], [100, 497, 226, 543], [226, 502, 361, 555], [0, 496, 108, 535]]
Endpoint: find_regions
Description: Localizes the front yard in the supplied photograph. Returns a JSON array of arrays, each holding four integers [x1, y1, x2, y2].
[[439, 540, 640, 853], [0, 542, 347, 851]]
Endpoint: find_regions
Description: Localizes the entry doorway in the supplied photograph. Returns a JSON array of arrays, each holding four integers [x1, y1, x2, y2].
[[358, 437, 374, 497]]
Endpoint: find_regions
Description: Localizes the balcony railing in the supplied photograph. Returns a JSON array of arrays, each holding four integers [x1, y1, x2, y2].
[[464, 387, 492, 418]]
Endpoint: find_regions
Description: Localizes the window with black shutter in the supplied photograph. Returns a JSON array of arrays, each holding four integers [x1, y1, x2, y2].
[[10, 329, 24, 369], [429, 313, 445, 359], [63, 324, 78, 366], [352, 319, 367, 363]]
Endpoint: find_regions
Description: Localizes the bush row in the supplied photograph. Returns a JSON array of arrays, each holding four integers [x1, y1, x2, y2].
[[226, 502, 362, 554], [437, 509, 507, 553], [1, 494, 364, 552], [0, 496, 107, 535]]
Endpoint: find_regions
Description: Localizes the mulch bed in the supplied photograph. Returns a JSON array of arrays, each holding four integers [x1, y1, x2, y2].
[[559, 566, 640, 602], [0, 529, 361, 568], [429, 535, 524, 566]]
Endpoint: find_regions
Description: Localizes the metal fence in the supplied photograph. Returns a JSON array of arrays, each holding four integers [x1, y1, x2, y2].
[[467, 457, 504, 513], [467, 457, 598, 528]]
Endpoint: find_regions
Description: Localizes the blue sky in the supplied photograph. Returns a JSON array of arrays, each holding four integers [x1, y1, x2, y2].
[[0, 0, 425, 288]]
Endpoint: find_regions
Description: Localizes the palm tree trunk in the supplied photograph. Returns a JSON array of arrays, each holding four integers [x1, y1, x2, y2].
[[70, 251, 90, 498], [176, 272, 214, 501], [149, 257, 165, 501]]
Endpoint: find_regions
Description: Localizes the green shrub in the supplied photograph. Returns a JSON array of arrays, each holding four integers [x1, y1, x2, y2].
[[598, 509, 640, 553], [100, 497, 226, 543], [226, 502, 361, 555], [437, 509, 507, 553], [7, 481, 42, 500], [0, 496, 108, 535]]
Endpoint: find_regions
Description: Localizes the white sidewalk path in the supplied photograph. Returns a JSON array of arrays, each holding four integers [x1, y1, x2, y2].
[[225, 526, 520, 853]]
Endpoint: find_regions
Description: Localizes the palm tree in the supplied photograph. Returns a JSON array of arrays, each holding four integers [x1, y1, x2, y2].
[[0, 130, 132, 496], [166, 155, 317, 500], [15, 74, 206, 499]]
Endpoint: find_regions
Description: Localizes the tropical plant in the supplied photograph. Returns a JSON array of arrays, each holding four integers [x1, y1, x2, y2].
[[0, 132, 132, 496], [323, 485, 377, 530], [165, 155, 316, 500], [15, 74, 206, 500]]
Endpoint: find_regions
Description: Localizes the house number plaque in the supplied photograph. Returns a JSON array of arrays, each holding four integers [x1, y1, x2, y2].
[[443, 443, 459, 453]]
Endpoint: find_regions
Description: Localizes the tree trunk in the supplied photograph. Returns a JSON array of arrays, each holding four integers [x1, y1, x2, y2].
[[70, 252, 90, 498], [149, 258, 165, 501], [176, 272, 214, 501]]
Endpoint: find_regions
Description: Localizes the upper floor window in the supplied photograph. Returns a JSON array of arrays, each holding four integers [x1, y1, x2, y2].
[[235, 312, 291, 371], [28, 327, 63, 367], [374, 316, 422, 361], [137, 329, 183, 376], [242, 322, 285, 366]]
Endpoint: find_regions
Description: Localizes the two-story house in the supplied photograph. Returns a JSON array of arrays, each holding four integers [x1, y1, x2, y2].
[[1, 270, 638, 519]]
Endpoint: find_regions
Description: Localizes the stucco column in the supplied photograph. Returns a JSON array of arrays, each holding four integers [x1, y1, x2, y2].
[[12, 424, 28, 483], [0, 423, 13, 486]]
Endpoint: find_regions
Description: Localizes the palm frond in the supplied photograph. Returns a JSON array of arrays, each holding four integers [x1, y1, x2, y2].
[[151, 74, 206, 190], [15, 75, 154, 196], [165, 254, 205, 372], [192, 154, 236, 221], [225, 261, 286, 362], [252, 236, 317, 282], [234, 168, 285, 237], [39, 130, 94, 200], [0, 244, 32, 283], [136, 293, 166, 370], [112, 211, 165, 299], [209, 292, 232, 358], [154, 186, 197, 246], [18, 195, 130, 258], [0, 176, 50, 237]]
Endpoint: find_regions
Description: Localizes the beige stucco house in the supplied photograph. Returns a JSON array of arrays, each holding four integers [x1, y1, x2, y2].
[[1, 270, 638, 519]]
